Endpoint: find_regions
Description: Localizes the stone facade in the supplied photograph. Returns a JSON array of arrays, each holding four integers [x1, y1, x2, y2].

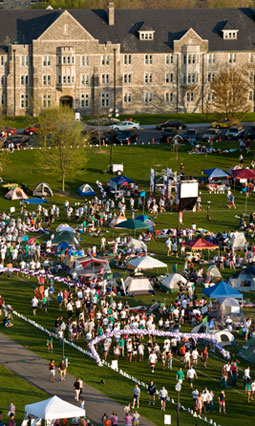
[[0, 6, 255, 116]]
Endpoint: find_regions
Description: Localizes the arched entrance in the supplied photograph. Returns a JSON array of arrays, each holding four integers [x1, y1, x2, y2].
[[60, 96, 73, 108]]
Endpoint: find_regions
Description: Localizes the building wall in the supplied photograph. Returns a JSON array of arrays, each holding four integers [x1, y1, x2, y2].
[[1, 10, 254, 116]]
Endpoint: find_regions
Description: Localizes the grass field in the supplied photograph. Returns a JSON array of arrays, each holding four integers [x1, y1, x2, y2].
[[0, 140, 255, 425], [0, 364, 48, 425]]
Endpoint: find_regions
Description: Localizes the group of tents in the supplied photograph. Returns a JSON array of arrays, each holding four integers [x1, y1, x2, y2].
[[5, 182, 53, 200]]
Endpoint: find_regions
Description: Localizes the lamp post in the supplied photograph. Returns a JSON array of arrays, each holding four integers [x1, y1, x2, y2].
[[175, 382, 182, 426], [206, 200, 211, 221], [60, 321, 66, 360], [108, 107, 119, 170]]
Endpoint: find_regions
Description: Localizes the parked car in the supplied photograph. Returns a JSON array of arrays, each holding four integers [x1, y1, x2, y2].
[[116, 130, 138, 144], [246, 126, 255, 140], [24, 124, 40, 135], [3, 127, 17, 136], [211, 118, 239, 128], [90, 130, 117, 145], [183, 128, 199, 141], [201, 128, 221, 141], [109, 121, 140, 131], [225, 126, 245, 140], [156, 120, 186, 131]]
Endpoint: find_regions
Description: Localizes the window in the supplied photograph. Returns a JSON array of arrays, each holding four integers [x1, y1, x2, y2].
[[102, 55, 110, 66], [187, 73, 197, 84], [145, 73, 153, 84], [223, 30, 238, 40], [208, 53, 216, 64], [1, 93, 5, 106], [207, 92, 214, 102], [207, 72, 215, 83], [123, 73, 132, 84], [250, 72, 254, 83], [58, 56, 61, 65], [81, 74, 89, 85], [43, 94, 51, 108], [81, 94, 89, 108], [81, 55, 89, 66], [123, 54, 132, 65], [188, 54, 197, 64], [229, 53, 236, 64], [20, 94, 28, 108], [101, 93, 109, 107], [43, 75, 51, 86], [183, 54, 186, 65], [165, 92, 174, 103], [20, 75, 28, 85], [166, 55, 174, 65], [63, 56, 66, 64], [144, 92, 152, 104], [123, 92, 132, 103], [144, 54, 153, 65], [139, 31, 154, 41], [165, 73, 174, 83], [0, 56, 5, 66], [1, 75, 5, 85], [249, 91, 253, 101], [42, 56, 51, 66], [21, 56, 29, 67], [187, 92, 194, 102], [101, 74, 110, 84], [249, 53, 255, 63]]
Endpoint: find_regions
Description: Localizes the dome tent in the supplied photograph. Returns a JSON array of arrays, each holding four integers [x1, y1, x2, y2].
[[124, 274, 154, 296], [216, 297, 246, 326], [191, 322, 235, 347], [77, 184, 96, 197], [160, 273, 187, 292], [33, 182, 53, 197], [229, 266, 255, 292], [126, 237, 147, 252], [238, 337, 255, 364], [230, 232, 246, 251], [206, 265, 223, 282], [52, 231, 80, 249], [5, 186, 28, 200]]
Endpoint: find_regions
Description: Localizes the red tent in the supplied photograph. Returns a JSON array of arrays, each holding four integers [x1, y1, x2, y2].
[[232, 169, 255, 180], [184, 237, 218, 250]]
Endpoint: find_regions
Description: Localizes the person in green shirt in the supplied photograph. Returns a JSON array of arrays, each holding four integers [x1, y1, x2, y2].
[[176, 367, 184, 384], [246, 381, 252, 402], [47, 334, 54, 353], [119, 337, 125, 357]]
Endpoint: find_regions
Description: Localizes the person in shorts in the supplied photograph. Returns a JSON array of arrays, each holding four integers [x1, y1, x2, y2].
[[159, 386, 168, 411], [132, 384, 140, 409], [218, 391, 226, 413], [148, 380, 157, 405], [149, 351, 157, 373], [49, 359, 55, 382]]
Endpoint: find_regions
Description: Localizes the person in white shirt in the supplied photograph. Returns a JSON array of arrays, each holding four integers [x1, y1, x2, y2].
[[187, 367, 198, 389], [159, 386, 168, 411], [31, 296, 39, 316], [191, 348, 200, 367], [149, 351, 157, 373]]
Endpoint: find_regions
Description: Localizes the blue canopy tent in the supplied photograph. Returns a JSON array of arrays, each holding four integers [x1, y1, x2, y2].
[[203, 168, 230, 179], [136, 214, 155, 231], [77, 184, 96, 197], [24, 198, 48, 204], [203, 281, 243, 299], [57, 241, 70, 252], [109, 175, 134, 191]]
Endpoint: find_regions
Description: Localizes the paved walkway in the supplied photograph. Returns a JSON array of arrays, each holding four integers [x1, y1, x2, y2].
[[0, 333, 155, 426]]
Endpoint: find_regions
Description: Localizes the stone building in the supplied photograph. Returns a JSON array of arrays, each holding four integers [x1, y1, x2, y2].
[[0, 3, 255, 116]]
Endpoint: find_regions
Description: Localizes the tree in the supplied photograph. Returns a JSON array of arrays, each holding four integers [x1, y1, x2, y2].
[[36, 107, 86, 192], [210, 66, 249, 119]]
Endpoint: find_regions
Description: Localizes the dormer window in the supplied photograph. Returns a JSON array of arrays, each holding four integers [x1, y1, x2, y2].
[[138, 30, 155, 41], [222, 30, 238, 40]]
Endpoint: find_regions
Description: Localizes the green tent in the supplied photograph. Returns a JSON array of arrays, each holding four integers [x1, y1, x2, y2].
[[115, 219, 150, 230], [52, 230, 80, 249], [238, 337, 255, 364]]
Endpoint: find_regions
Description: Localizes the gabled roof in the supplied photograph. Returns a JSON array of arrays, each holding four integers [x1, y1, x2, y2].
[[222, 20, 238, 30], [0, 8, 254, 52]]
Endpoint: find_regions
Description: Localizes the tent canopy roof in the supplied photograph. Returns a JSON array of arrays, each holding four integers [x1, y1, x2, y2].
[[203, 281, 243, 299], [109, 175, 134, 186], [184, 237, 218, 250], [116, 219, 150, 230], [128, 255, 167, 270], [203, 168, 230, 179], [232, 168, 255, 179], [25, 396, 85, 420]]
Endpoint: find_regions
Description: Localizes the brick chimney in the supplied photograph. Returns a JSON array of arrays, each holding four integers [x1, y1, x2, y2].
[[108, 2, 115, 26]]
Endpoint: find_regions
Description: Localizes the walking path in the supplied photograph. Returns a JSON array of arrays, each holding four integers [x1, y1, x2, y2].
[[0, 333, 155, 426]]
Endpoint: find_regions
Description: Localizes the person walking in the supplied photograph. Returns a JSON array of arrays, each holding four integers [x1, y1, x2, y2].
[[148, 381, 157, 406], [132, 411, 140, 426], [218, 390, 226, 413], [110, 412, 118, 426], [132, 384, 141, 409], [74, 378, 82, 401], [58, 358, 67, 381], [159, 386, 168, 411], [49, 359, 55, 382], [124, 413, 133, 426], [187, 367, 198, 389], [47, 334, 54, 354]]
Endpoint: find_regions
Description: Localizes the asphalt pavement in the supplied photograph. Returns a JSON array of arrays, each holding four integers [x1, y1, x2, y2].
[[0, 332, 156, 426]]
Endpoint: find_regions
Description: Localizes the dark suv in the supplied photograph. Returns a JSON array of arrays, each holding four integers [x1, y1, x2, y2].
[[115, 130, 138, 144]]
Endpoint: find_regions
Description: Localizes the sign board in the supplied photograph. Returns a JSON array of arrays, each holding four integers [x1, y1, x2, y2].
[[111, 360, 118, 371], [10, 207, 15, 213], [75, 112, 81, 121], [164, 414, 171, 425]]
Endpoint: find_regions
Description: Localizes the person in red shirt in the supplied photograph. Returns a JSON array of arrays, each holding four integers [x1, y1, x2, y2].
[[103, 417, 111, 426], [201, 346, 208, 368]]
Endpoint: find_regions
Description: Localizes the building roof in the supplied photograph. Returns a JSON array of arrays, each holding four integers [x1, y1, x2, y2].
[[0, 8, 254, 52]]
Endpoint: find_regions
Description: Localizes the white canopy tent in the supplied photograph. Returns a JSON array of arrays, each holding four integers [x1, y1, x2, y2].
[[25, 396, 85, 422], [127, 255, 167, 271], [124, 274, 154, 295], [160, 273, 187, 292], [230, 232, 246, 251]]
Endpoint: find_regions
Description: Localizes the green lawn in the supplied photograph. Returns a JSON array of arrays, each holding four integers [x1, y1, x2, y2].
[[0, 364, 48, 425], [0, 141, 255, 425]]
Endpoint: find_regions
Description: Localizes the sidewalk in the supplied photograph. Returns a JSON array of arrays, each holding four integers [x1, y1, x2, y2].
[[0, 333, 155, 426]]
